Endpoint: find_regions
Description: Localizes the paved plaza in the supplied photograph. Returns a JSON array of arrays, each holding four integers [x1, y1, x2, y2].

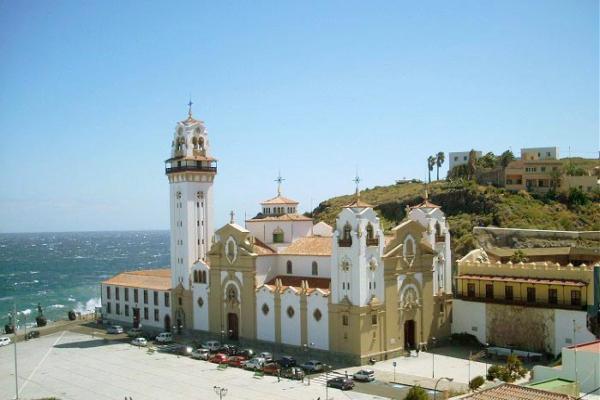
[[0, 326, 493, 400], [0, 330, 388, 400]]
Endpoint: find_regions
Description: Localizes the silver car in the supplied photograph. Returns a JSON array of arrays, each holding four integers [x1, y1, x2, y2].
[[106, 325, 124, 334], [353, 369, 375, 382]]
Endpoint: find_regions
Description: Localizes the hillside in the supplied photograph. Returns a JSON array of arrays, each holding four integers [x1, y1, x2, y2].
[[310, 181, 600, 259]]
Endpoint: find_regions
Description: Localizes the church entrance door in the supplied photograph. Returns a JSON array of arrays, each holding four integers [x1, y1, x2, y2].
[[404, 320, 416, 350], [227, 313, 239, 340], [164, 314, 171, 332]]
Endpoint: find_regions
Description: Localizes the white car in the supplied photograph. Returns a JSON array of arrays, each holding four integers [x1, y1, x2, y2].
[[131, 337, 148, 347], [243, 357, 266, 370], [201, 340, 221, 351], [191, 348, 210, 360], [0, 336, 11, 346], [155, 332, 173, 343], [127, 327, 143, 337], [353, 369, 375, 382], [259, 352, 273, 362], [106, 325, 124, 334]]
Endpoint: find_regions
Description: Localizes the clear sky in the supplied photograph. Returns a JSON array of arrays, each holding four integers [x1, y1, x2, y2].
[[0, 1, 598, 233]]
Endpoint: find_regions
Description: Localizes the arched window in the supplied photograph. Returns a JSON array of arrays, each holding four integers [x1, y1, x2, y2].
[[366, 222, 378, 246], [286, 260, 293, 274], [311, 261, 318, 276], [193, 271, 198, 283], [339, 222, 352, 247], [403, 235, 416, 265], [273, 227, 284, 243], [435, 222, 443, 242], [202, 271, 207, 284]]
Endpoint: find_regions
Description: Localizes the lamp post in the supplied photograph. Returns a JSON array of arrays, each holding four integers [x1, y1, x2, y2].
[[484, 342, 489, 377], [12, 304, 19, 400], [220, 330, 225, 345], [213, 385, 227, 400], [433, 377, 453, 400], [431, 337, 437, 379], [325, 364, 329, 400]]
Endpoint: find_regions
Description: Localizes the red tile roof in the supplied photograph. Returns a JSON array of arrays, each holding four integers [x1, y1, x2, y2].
[[102, 269, 171, 291], [458, 383, 574, 399]]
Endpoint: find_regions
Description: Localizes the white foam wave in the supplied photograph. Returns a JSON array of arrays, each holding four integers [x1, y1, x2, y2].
[[19, 309, 32, 316], [67, 296, 76, 302], [73, 297, 101, 314], [48, 304, 65, 309]]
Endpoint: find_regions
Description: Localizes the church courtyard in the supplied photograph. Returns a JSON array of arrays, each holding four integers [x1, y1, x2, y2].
[[0, 326, 489, 400]]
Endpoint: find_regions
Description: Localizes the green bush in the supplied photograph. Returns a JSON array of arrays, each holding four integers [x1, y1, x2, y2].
[[486, 355, 528, 383], [405, 385, 429, 400], [469, 375, 485, 390]]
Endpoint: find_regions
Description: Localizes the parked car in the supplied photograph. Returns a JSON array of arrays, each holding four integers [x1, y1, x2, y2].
[[239, 348, 255, 359], [259, 352, 273, 362], [353, 369, 375, 382], [327, 377, 355, 390], [25, 330, 40, 340], [277, 356, 296, 368], [0, 336, 11, 346], [127, 327, 143, 338], [191, 348, 210, 360], [106, 325, 124, 334], [243, 357, 266, 370], [281, 367, 305, 380], [263, 362, 281, 375], [218, 344, 240, 355], [131, 337, 148, 347], [209, 353, 229, 364], [300, 360, 325, 373], [155, 332, 173, 343], [227, 355, 247, 368], [176, 345, 193, 356], [201, 340, 221, 352]]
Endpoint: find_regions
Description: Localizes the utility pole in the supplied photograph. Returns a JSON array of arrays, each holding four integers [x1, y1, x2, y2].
[[13, 304, 19, 400], [573, 319, 578, 386]]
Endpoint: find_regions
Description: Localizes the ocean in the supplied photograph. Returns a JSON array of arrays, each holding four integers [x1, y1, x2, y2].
[[0, 231, 170, 328]]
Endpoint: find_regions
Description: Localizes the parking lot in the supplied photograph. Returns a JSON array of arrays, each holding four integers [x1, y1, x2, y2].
[[0, 330, 389, 400]]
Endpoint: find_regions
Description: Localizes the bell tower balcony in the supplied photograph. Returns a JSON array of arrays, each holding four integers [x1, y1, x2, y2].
[[165, 157, 218, 174]]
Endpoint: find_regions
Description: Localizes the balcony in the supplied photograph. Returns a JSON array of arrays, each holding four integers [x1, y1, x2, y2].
[[366, 238, 379, 247], [338, 239, 352, 247], [455, 294, 586, 311], [165, 160, 217, 174]]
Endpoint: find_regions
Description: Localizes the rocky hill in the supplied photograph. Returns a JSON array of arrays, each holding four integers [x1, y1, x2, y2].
[[310, 181, 600, 259]]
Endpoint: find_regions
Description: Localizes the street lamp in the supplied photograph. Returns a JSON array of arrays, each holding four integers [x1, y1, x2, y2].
[[433, 377, 453, 400], [220, 330, 225, 344], [431, 337, 437, 379], [213, 385, 227, 400]]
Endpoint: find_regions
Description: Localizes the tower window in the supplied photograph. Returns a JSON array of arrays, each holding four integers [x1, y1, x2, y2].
[[311, 261, 318, 276], [339, 222, 352, 247], [286, 260, 293, 274], [342, 315, 349, 326], [273, 227, 284, 243]]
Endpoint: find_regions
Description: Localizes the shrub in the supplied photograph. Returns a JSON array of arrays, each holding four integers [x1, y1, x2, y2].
[[405, 385, 429, 400], [486, 355, 528, 383], [469, 375, 485, 390]]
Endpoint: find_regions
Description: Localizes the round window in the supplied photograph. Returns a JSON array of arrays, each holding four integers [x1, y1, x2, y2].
[[262, 303, 269, 315], [287, 306, 295, 318], [313, 308, 322, 322], [197, 297, 204, 307]]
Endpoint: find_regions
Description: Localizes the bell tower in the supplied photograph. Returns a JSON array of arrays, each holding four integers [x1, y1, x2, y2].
[[166, 102, 217, 290]]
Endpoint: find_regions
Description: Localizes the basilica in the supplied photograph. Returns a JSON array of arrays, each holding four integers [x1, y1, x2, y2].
[[101, 108, 453, 363]]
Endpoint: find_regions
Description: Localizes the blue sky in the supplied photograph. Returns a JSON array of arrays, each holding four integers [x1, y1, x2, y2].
[[0, 1, 598, 233]]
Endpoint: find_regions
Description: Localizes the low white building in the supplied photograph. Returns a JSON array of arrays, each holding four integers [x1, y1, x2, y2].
[[521, 147, 559, 161], [449, 150, 482, 170], [532, 340, 600, 395]]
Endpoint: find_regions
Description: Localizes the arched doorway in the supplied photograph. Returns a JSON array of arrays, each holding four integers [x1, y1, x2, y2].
[[164, 314, 171, 332], [175, 308, 185, 334], [227, 313, 239, 340], [404, 320, 416, 350]]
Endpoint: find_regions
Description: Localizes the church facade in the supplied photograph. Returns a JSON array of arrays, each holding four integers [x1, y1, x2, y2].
[[101, 109, 453, 363]]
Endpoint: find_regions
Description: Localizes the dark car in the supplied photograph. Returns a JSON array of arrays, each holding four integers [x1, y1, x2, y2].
[[281, 367, 305, 380], [277, 356, 296, 368], [25, 330, 40, 340], [218, 344, 240, 356], [327, 377, 355, 390], [239, 348, 255, 359]]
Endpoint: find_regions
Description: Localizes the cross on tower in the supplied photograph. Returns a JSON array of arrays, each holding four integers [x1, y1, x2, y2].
[[353, 174, 361, 196], [275, 171, 285, 196], [187, 99, 193, 117], [229, 210, 235, 224]]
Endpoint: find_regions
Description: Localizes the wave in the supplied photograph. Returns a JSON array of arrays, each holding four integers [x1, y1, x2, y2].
[[0, 296, 14, 302], [30, 271, 40, 274], [67, 296, 76, 302], [48, 304, 65, 309], [73, 297, 101, 314], [19, 308, 32, 316]]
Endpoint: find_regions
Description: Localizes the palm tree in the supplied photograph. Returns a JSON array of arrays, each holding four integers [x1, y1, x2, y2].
[[435, 152, 445, 181], [427, 156, 436, 183]]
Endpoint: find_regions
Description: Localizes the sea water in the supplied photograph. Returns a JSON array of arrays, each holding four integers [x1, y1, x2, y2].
[[0, 231, 169, 328]]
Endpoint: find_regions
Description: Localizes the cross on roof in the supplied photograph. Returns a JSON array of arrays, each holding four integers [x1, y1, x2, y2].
[[229, 210, 235, 224], [275, 171, 285, 195], [187, 99, 193, 117], [353, 174, 361, 195]]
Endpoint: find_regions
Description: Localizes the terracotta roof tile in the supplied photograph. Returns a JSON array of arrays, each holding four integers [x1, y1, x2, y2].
[[261, 194, 299, 205], [247, 214, 312, 222], [265, 275, 331, 290], [459, 383, 574, 400], [253, 238, 276, 255], [102, 268, 171, 291], [279, 236, 332, 256]]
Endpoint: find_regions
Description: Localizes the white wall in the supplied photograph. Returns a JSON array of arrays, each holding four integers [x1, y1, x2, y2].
[[246, 220, 313, 245], [451, 299, 487, 344], [553, 309, 596, 355], [192, 283, 209, 331], [280, 289, 301, 346], [275, 255, 331, 279], [256, 287, 276, 342], [307, 292, 329, 350], [449, 151, 482, 170], [101, 284, 171, 330]]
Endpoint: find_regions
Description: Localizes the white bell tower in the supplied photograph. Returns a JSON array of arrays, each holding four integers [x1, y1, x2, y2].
[[166, 102, 217, 290]]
